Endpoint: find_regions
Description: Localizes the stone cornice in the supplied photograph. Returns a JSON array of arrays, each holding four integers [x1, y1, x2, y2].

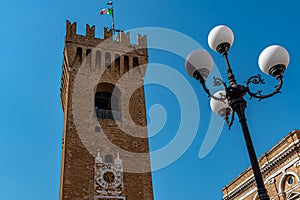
[[223, 130, 300, 200]]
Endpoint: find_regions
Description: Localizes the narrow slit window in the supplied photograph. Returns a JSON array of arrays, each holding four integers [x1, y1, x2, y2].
[[133, 57, 139, 67], [105, 52, 111, 68], [86, 49, 92, 67], [75, 47, 82, 63], [96, 50, 101, 69], [124, 55, 129, 73], [115, 54, 120, 75]]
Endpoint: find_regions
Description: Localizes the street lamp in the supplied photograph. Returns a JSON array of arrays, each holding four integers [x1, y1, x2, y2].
[[185, 25, 290, 200]]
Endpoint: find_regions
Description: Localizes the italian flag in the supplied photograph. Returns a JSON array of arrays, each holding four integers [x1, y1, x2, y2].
[[99, 8, 113, 15]]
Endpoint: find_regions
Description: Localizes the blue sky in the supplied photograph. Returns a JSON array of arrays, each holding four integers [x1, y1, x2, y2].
[[0, 0, 300, 199]]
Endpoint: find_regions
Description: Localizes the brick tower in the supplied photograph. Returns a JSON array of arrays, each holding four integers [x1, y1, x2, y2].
[[59, 20, 154, 200]]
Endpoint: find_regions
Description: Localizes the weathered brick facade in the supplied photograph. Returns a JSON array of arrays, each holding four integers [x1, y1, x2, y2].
[[222, 130, 300, 200], [59, 20, 154, 200]]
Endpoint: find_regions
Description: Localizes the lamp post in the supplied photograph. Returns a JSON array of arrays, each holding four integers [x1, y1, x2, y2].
[[185, 25, 290, 200]]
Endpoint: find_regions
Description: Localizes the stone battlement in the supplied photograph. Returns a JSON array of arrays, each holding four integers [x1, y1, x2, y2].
[[65, 20, 147, 47]]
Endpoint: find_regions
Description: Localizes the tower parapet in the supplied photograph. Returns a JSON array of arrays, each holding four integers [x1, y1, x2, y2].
[[61, 20, 149, 112], [65, 20, 147, 48]]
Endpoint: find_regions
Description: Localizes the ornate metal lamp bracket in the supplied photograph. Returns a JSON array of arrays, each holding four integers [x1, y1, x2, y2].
[[245, 74, 283, 101], [213, 76, 227, 88], [196, 72, 235, 129], [194, 71, 228, 103]]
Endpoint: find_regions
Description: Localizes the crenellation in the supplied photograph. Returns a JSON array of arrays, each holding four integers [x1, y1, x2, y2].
[[104, 27, 113, 40], [66, 20, 77, 39], [124, 32, 131, 44], [66, 20, 71, 37], [63, 22, 149, 80], [116, 31, 131, 44], [138, 34, 147, 47], [65, 21, 147, 50], [86, 24, 95, 38], [71, 22, 77, 37]]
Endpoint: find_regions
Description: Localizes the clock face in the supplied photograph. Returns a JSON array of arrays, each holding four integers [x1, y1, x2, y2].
[[103, 171, 115, 183], [96, 165, 122, 189]]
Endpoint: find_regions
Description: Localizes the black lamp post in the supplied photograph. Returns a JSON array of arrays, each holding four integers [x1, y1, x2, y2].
[[185, 25, 290, 200]]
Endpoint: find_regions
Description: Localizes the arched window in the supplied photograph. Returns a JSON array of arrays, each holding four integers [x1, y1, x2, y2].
[[133, 56, 142, 77], [86, 49, 92, 67], [94, 83, 121, 121], [105, 154, 113, 163], [279, 173, 299, 194], [115, 54, 120, 75], [95, 91, 112, 110], [96, 50, 101, 69], [124, 55, 129, 73], [133, 57, 139, 67], [74, 47, 82, 64], [105, 52, 111, 68]]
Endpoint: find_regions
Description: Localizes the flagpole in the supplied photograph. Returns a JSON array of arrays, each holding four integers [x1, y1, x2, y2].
[[100, 1, 115, 35], [112, 4, 115, 35]]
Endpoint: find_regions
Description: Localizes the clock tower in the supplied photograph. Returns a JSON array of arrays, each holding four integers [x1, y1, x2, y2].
[[59, 21, 154, 200]]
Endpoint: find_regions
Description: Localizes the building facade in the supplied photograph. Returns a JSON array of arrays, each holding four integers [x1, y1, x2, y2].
[[222, 130, 300, 200], [59, 20, 154, 200]]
